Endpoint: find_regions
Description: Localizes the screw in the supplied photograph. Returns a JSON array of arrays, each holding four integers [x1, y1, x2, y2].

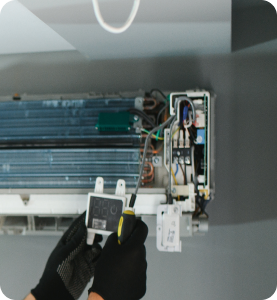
[[185, 156, 191, 164], [154, 157, 159, 164], [179, 156, 185, 164], [172, 188, 176, 194], [174, 207, 178, 213], [133, 115, 139, 122]]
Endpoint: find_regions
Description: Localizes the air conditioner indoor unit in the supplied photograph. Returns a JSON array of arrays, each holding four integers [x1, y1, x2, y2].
[[0, 89, 215, 252]]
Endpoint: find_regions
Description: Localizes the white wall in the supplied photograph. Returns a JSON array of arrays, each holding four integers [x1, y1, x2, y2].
[[0, 220, 276, 300]]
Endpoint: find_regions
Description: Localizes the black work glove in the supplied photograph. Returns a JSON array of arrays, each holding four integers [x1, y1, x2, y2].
[[89, 219, 148, 300], [31, 212, 102, 300]]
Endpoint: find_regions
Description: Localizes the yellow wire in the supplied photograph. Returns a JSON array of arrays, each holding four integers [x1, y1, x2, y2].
[[172, 126, 180, 137], [142, 126, 181, 140], [171, 167, 180, 200], [141, 126, 180, 141], [141, 129, 164, 140], [171, 168, 178, 185], [171, 127, 181, 200], [152, 135, 164, 141]]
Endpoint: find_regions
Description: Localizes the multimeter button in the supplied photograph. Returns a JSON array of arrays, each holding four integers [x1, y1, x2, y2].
[[110, 205, 117, 215]]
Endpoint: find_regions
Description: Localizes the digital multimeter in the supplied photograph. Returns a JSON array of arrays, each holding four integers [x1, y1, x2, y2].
[[86, 177, 127, 244]]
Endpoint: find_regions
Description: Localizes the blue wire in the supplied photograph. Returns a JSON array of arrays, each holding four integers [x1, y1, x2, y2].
[[175, 163, 178, 177], [183, 106, 188, 122]]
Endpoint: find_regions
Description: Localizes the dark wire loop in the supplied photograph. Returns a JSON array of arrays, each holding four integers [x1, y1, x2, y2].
[[150, 89, 167, 100]]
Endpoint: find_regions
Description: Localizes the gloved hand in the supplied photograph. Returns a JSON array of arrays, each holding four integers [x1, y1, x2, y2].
[[31, 212, 102, 300], [89, 219, 148, 300]]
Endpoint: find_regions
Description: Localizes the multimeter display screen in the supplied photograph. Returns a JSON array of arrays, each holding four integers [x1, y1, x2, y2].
[[87, 196, 123, 232]]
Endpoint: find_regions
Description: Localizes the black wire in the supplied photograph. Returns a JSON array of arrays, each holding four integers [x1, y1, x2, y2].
[[150, 89, 167, 100], [184, 163, 187, 184], [194, 161, 199, 189], [128, 108, 156, 128], [156, 102, 169, 125], [188, 127, 196, 143]]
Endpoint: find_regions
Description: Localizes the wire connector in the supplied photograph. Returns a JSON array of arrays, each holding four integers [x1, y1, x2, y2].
[[179, 130, 184, 148], [185, 128, 190, 148], [173, 127, 179, 148]]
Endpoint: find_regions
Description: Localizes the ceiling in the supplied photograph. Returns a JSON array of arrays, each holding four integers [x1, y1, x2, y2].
[[0, 0, 277, 61], [0, 0, 231, 59], [0, 0, 75, 55]]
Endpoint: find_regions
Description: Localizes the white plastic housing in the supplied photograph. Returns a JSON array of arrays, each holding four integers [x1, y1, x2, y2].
[[156, 204, 182, 252]]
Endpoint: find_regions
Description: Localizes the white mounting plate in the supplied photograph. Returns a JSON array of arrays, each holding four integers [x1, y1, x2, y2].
[[115, 179, 126, 196], [94, 177, 104, 193]]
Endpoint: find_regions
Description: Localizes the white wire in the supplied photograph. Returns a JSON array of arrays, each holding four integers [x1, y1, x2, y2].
[[184, 111, 192, 128], [92, 0, 140, 34]]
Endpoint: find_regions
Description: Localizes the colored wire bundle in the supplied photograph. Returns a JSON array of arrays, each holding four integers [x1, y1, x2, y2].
[[141, 129, 164, 140]]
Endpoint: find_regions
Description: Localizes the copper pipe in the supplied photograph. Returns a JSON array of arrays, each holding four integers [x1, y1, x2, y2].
[[140, 142, 163, 154], [143, 98, 158, 110], [140, 144, 154, 150], [152, 142, 164, 154], [142, 172, 154, 183], [140, 143, 154, 154], [142, 162, 154, 178], [140, 149, 154, 154], [163, 106, 169, 122]]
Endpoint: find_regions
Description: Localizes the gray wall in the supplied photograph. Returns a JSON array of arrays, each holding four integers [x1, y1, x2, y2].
[[0, 50, 277, 300]]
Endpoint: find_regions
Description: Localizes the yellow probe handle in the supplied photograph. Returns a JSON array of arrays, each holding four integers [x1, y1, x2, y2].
[[117, 210, 137, 245]]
